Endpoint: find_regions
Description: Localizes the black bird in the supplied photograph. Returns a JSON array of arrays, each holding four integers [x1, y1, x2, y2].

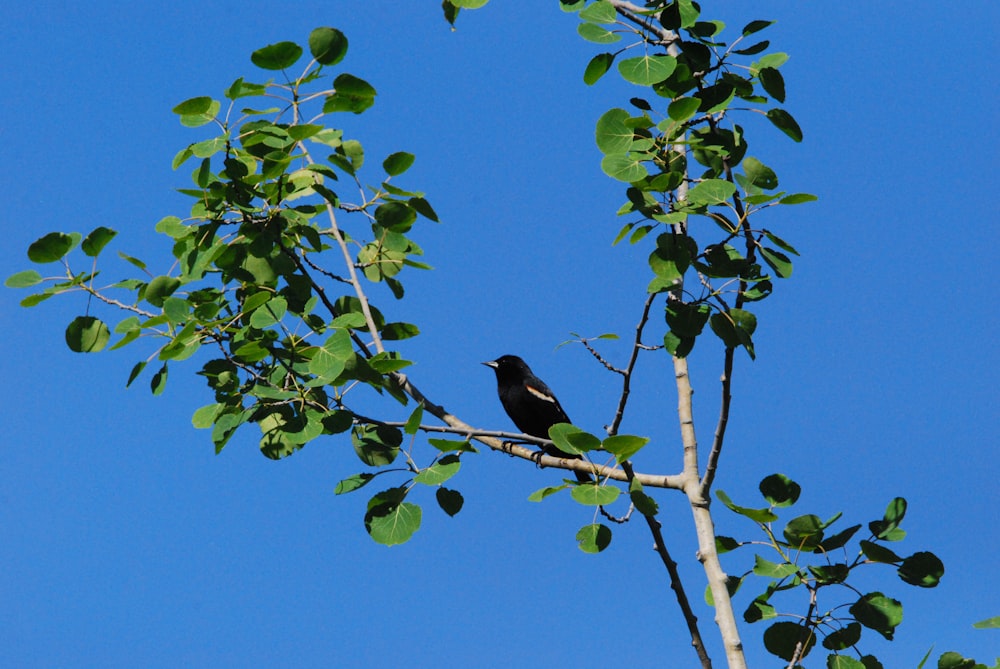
[[483, 355, 592, 483]]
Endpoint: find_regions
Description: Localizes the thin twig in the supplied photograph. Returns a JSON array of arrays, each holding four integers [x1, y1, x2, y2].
[[608, 292, 657, 436]]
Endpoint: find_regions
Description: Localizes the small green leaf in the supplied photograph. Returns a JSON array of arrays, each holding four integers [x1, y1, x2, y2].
[[144, 275, 181, 307], [352, 425, 402, 466], [576, 523, 612, 554], [760, 246, 793, 278], [28, 232, 78, 264], [742, 156, 778, 190], [759, 473, 800, 507], [365, 491, 421, 546], [404, 404, 424, 435], [784, 514, 824, 550], [742, 19, 775, 36], [81, 226, 117, 257], [583, 52, 615, 85], [579, 0, 616, 23], [849, 592, 903, 640], [335, 473, 375, 495], [860, 540, 902, 564], [578, 22, 620, 44], [595, 108, 633, 154], [815, 524, 862, 553], [325, 73, 377, 114], [822, 622, 862, 651], [687, 179, 736, 205], [758, 67, 786, 102], [414, 454, 461, 486], [436, 487, 464, 516], [5, 270, 43, 288], [630, 489, 659, 516], [716, 490, 778, 522], [427, 438, 476, 453], [667, 97, 701, 122], [602, 434, 649, 463], [65, 316, 110, 353], [763, 621, 816, 662], [570, 483, 620, 506], [383, 151, 415, 176], [528, 483, 570, 502], [972, 616, 1000, 629], [251, 41, 303, 70], [126, 360, 147, 388], [548, 423, 601, 455], [601, 152, 648, 182], [618, 55, 676, 86], [309, 27, 348, 66], [897, 551, 944, 588], [752, 554, 799, 579], [779, 192, 818, 205], [150, 363, 168, 395], [763, 230, 799, 256], [249, 296, 288, 328], [766, 108, 803, 141], [191, 403, 221, 429]]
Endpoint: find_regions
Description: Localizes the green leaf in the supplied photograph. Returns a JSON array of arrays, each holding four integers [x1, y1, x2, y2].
[[779, 192, 818, 205], [414, 454, 461, 486], [716, 536, 741, 554], [784, 514, 824, 550], [710, 308, 757, 358], [325, 73, 377, 114], [973, 616, 1000, 629], [602, 434, 649, 463], [451, 0, 489, 7], [381, 322, 420, 340], [763, 621, 816, 662], [742, 156, 778, 190], [687, 179, 736, 205], [383, 151, 415, 176], [766, 108, 803, 141], [763, 230, 799, 256], [808, 563, 849, 585], [427, 438, 477, 454], [583, 52, 615, 85], [144, 275, 181, 307], [595, 108, 633, 154], [827, 654, 867, 669], [570, 483, 620, 506], [436, 487, 464, 516], [716, 489, 778, 522], [860, 540, 902, 564], [870, 497, 907, 539], [352, 424, 402, 466], [335, 473, 375, 495], [28, 232, 78, 263], [365, 489, 421, 546], [251, 41, 303, 70], [849, 592, 903, 640], [744, 597, 776, 623], [5, 270, 43, 288], [547, 423, 601, 455], [823, 622, 862, 651], [249, 296, 288, 329], [191, 403, 221, 429], [935, 652, 984, 669], [667, 97, 700, 122], [403, 404, 424, 436], [578, 22, 620, 44], [601, 153, 648, 182], [752, 554, 799, 578], [759, 473, 800, 507], [630, 488, 659, 516], [126, 360, 147, 388], [897, 551, 944, 588], [579, 0, 615, 22], [760, 246, 794, 278], [759, 67, 786, 102], [576, 523, 612, 554], [618, 55, 676, 86], [742, 19, 775, 36], [81, 226, 117, 257], [815, 524, 862, 553], [173, 97, 220, 127], [528, 483, 570, 502], [150, 363, 168, 395], [309, 27, 348, 65], [65, 316, 110, 353]]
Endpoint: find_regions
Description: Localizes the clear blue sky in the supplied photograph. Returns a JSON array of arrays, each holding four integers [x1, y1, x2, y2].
[[2, 2, 997, 667]]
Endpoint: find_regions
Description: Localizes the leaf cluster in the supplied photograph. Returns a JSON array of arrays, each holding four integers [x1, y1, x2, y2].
[[716, 473, 946, 667]]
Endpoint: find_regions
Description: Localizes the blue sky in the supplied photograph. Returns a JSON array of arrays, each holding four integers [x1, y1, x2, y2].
[[2, 2, 997, 667]]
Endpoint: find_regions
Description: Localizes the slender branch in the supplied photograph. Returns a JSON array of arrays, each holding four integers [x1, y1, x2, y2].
[[608, 292, 657, 436], [700, 346, 733, 495]]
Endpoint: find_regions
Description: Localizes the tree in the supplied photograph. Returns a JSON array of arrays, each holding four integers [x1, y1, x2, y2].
[[5, 2, 995, 667]]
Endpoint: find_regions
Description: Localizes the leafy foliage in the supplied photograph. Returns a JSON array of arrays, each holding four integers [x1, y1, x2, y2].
[[718, 473, 946, 666]]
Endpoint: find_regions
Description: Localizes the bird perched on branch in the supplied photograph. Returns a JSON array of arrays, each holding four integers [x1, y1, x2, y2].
[[483, 354, 592, 483]]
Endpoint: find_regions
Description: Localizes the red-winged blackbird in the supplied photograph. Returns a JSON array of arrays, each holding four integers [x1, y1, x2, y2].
[[483, 354, 592, 483]]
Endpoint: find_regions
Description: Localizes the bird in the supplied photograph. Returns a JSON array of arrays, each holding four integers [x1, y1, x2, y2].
[[483, 354, 592, 483]]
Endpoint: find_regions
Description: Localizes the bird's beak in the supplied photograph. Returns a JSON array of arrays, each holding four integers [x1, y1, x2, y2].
[[482, 360, 498, 368]]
